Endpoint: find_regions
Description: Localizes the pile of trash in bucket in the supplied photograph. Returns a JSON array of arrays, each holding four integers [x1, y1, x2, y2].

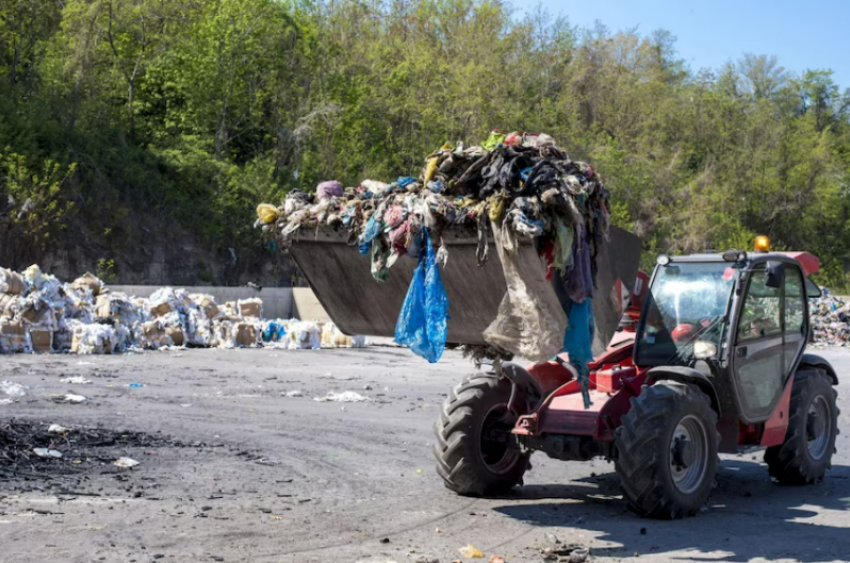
[[810, 290, 850, 346], [0, 265, 365, 354], [257, 130, 609, 370]]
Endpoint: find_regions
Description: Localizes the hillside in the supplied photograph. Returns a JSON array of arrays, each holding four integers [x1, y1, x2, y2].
[[1, 0, 848, 287]]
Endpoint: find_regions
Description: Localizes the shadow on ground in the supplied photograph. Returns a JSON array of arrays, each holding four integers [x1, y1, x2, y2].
[[492, 459, 850, 562]]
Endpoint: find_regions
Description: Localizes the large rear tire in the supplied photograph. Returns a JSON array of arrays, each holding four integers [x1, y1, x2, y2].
[[615, 381, 718, 519], [434, 373, 529, 495], [765, 369, 838, 485]]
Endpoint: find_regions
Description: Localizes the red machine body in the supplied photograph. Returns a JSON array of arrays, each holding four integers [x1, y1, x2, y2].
[[511, 251, 823, 453]]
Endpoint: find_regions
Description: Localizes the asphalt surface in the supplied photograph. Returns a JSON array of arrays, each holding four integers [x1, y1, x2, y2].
[[1, 346, 850, 563]]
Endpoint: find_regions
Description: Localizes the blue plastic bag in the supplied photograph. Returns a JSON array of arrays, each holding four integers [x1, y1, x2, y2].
[[359, 214, 382, 256], [394, 230, 449, 363], [262, 321, 286, 342]]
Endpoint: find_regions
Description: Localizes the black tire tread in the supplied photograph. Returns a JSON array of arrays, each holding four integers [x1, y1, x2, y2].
[[433, 373, 529, 495], [615, 381, 718, 519], [765, 369, 838, 485]]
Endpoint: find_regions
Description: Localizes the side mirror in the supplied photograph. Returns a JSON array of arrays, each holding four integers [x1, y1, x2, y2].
[[806, 278, 823, 299], [765, 261, 785, 288]]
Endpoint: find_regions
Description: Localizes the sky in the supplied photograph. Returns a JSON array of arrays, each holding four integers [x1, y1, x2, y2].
[[526, 0, 850, 88]]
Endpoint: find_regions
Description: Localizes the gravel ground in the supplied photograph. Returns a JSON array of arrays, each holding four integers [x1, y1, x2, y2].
[[1, 346, 849, 563]]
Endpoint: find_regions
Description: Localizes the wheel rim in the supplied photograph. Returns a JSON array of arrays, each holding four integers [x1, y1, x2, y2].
[[669, 414, 709, 495], [807, 395, 832, 461], [479, 403, 520, 475]]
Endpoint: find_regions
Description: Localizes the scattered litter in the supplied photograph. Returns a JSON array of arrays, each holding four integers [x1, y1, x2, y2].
[[569, 548, 590, 563], [127, 383, 145, 388], [55, 393, 86, 403], [283, 390, 304, 398], [180, 403, 192, 408], [1, 380, 26, 397], [60, 376, 92, 384], [313, 391, 371, 403], [0, 398, 13, 405], [114, 457, 140, 468], [489, 556, 506, 563], [545, 532, 560, 545], [363, 384, 373, 391], [33, 448, 63, 458], [458, 545, 484, 559], [47, 424, 69, 433]]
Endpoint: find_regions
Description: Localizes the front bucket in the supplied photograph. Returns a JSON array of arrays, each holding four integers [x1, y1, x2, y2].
[[287, 225, 642, 355]]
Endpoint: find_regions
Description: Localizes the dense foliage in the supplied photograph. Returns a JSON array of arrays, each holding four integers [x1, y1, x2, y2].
[[1, 0, 849, 286]]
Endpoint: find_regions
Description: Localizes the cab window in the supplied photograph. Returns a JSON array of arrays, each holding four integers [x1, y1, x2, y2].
[[737, 267, 781, 342]]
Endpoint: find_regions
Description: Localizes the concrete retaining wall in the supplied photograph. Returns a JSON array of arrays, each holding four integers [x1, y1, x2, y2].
[[110, 286, 295, 320]]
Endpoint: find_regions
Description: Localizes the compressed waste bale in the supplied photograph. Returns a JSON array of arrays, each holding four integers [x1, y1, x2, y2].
[[221, 301, 238, 316], [262, 319, 287, 342], [63, 284, 95, 324], [0, 318, 30, 353], [139, 320, 168, 349], [30, 329, 53, 352], [70, 272, 103, 297], [320, 322, 365, 348], [165, 326, 185, 347], [0, 293, 21, 318], [18, 294, 55, 326], [0, 268, 26, 295], [237, 298, 262, 319], [148, 287, 192, 318], [234, 322, 259, 347], [70, 321, 117, 354], [287, 321, 321, 349], [53, 329, 72, 352], [189, 293, 219, 320]]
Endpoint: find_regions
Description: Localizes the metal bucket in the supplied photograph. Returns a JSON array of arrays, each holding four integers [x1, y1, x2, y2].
[[288, 226, 642, 356]]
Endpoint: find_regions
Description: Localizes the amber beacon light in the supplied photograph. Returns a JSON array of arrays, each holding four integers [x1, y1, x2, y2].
[[754, 235, 770, 252]]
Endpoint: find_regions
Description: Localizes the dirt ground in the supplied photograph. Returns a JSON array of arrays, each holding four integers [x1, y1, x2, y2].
[[1, 346, 849, 563]]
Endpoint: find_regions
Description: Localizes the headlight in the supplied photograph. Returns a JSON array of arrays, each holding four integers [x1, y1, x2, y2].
[[693, 341, 717, 359]]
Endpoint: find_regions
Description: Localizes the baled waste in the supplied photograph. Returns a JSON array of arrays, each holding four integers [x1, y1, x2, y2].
[[0, 265, 365, 354], [257, 130, 610, 404]]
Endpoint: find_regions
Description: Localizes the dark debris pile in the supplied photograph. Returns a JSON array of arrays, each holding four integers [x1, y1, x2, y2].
[[0, 419, 185, 479]]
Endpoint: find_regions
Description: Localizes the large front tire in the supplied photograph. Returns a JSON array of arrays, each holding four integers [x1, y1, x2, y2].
[[765, 369, 838, 485], [434, 373, 529, 495], [615, 381, 718, 519]]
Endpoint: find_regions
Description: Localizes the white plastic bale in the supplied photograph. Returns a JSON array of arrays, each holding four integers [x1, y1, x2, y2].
[[54, 329, 72, 351], [69, 320, 117, 355], [63, 283, 95, 324], [0, 318, 31, 354], [287, 321, 321, 350], [237, 298, 263, 320], [320, 322, 367, 349], [212, 318, 237, 349], [185, 308, 215, 347]]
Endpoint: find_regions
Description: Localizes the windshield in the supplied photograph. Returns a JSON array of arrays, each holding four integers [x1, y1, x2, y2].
[[636, 261, 737, 365]]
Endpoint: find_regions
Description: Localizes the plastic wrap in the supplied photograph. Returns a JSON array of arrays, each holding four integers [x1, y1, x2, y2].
[[394, 233, 449, 363]]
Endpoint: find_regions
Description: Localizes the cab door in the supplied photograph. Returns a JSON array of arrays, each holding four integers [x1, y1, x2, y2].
[[731, 264, 794, 422]]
